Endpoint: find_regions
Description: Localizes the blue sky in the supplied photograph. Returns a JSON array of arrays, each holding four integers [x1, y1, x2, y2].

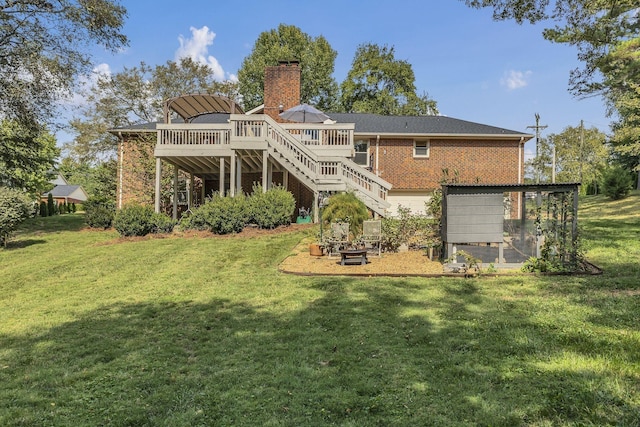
[[76, 0, 611, 158]]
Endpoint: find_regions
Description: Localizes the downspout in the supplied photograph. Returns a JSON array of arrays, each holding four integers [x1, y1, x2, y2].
[[118, 132, 124, 209], [518, 136, 524, 184], [375, 135, 380, 176]]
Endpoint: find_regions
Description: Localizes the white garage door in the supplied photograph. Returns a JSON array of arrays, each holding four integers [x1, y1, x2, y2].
[[386, 192, 431, 217]]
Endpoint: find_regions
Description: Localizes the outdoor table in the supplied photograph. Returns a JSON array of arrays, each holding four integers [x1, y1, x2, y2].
[[339, 249, 368, 266]]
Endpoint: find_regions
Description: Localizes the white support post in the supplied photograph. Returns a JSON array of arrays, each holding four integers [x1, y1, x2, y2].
[[154, 158, 162, 213], [172, 164, 178, 220], [262, 150, 269, 192], [219, 157, 225, 195], [235, 154, 242, 195], [188, 173, 193, 209], [230, 152, 236, 197]]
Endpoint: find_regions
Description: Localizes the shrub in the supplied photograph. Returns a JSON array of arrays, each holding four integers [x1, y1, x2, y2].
[[39, 201, 48, 217], [0, 187, 33, 248], [381, 205, 434, 252], [321, 192, 369, 236], [247, 184, 296, 229], [71, 202, 77, 213], [113, 204, 155, 237], [84, 196, 116, 229], [602, 166, 634, 200], [180, 193, 247, 235], [151, 212, 176, 234], [47, 192, 55, 216]]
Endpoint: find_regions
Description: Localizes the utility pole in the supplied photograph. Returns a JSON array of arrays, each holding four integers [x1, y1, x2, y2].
[[579, 119, 584, 184], [527, 113, 548, 183]]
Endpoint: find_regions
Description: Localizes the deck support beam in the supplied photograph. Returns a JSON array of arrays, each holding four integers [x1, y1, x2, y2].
[[154, 158, 162, 213]]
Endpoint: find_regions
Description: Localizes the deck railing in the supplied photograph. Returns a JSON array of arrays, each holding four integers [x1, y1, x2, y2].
[[157, 116, 389, 210], [157, 124, 231, 145]]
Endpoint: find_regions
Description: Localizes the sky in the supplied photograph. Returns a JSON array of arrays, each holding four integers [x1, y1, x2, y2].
[[69, 0, 612, 159]]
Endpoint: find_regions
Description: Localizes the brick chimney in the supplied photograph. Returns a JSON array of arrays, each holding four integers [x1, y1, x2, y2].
[[264, 60, 301, 122]]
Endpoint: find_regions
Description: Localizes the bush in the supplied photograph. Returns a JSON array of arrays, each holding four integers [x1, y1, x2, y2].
[[247, 184, 296, 229], [113, 204, 155, 237], [321, 192, 369, 236], [0, 187, 33, 247], [84, 196, 116, 229], [152, 212, 176, 234], [39, 201, 48, 217], [381, 205, 434, 252], [602, 166, 634, 200], [181, 193, 247, 235], [47, 192, 55, 216]]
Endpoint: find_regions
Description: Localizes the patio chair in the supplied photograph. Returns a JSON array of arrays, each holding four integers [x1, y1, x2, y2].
[[324, 222, 350, 257], [361, 219, 382, 256]]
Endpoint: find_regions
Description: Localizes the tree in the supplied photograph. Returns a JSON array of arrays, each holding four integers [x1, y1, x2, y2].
[[0, 0, 128, 128], [68, 58, 238, 161], [237, 24, 339, 111], [340, 43, 438, 116], [57, 157, 117, 199], [0, 187, 33, 248], [0, 121, 59, 195], [550, 124, 608, 193]]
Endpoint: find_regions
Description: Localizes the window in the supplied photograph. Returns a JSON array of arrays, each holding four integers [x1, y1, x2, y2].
[[353, 140, 369, 166], [413, 140, 430, 157]]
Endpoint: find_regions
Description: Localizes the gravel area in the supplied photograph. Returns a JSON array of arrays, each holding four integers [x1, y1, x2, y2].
[[279, 240, 444, 276]]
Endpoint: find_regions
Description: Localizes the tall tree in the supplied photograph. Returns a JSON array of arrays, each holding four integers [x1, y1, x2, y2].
[[237, 24, 339, 111], [340, 44, 438, 116], [605, 38, 640, 185], [0, 0, 128, 128], [0, 121, 59, 195], [68, 57, 237, 161], [550, 124, 608, 193]]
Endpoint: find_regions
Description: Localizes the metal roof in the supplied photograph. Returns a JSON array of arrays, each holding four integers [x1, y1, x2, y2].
[[164, 94, 244, 123]]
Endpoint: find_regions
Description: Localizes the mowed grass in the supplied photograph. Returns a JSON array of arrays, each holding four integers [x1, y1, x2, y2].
[[1, 193, 639, 426]]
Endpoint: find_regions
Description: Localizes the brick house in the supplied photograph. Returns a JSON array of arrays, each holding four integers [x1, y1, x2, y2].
[[112, 61, 533, 219]]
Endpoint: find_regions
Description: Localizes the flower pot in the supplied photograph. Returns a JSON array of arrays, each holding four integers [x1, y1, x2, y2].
[[309, 243, 324, 256]]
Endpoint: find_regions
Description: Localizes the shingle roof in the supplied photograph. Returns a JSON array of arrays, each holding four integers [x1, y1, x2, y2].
[[45, 185, 82, 197], [328, 113, 531, 137], [112, 113, 532, 139]]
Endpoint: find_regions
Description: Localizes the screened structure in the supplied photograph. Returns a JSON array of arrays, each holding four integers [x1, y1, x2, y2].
[[442, 183, 581, 269]]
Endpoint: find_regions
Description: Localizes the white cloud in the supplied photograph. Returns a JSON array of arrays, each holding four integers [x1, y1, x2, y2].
[[175, 26, 227, 81], [501, 70, 532, 90]]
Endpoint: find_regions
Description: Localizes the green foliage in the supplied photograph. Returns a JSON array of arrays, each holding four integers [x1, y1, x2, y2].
[[71, 203, 77, 213], [47, 193, 55, 217], [181, 193, 248, 235], [237, 24, 339, 111], [381, 206, 433, 252], [39, 201, 47, 217], [602, 166, 634, 200], [247, 184, 296, 229], [84, 196, 116, 229], [113, 204, 156, 237], [0, 186, 33, 247], [0, 0, 128, 128], [340, 43, 438, 116], [151, 212, 177, 234], [0, 120, 59, 194], [321, 192, 369, 236]]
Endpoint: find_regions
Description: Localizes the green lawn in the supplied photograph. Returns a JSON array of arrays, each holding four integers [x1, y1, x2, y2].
[[1, 193, 639, 426]]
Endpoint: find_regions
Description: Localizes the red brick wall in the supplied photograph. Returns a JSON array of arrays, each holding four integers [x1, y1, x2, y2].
[[373, 138, 523, 190], [264, 61, 301, 122], [117, 135, 157, 208]]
